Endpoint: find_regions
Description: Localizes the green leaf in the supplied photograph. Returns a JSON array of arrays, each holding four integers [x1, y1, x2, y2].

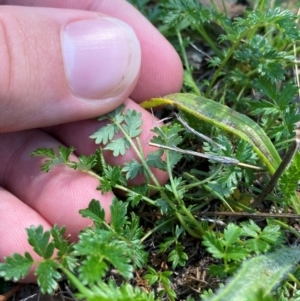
[[76, 154, 97, 171], [50, 225, 71, 257], [0, 252, 33, 281], [160, 270, 173, 283], [26, 226, 55, 259], [104, 138, 130, 156], [175, 225, 185, 237], [146, 149, 166, 170], [50, 225, 76, 270], [162, 0, 211, 27], [90, 123, 119, 145], [204, 137, 256, 190], [104, 165, 125, 185], [106, 104, 125, 123], [208, 264, 228, 278], [92, 148, 106, 174], [253, 76, 277, 100], [123, 109, 143, 138], [207, 181, 234, 199], [249, 99, 278, 116], [30, 147, 56, 159], [151, 123, 184, 147], [245, 289, 275, 301], [258, 61, 285, 82], [224, 246, 248, 261], [36, 260, 61, 295], [203, 231, 224, 259], [110, 198, 128, 234], [241, 220, 261, 237], [259, 224, 283, 244], [165, 176, 186, 199], [83, 280, 157, 301], [122, 159, 143, 180], [58, 145, 74, 162], [30, 147, 74, 172], [144, 272, 159, 285], [126, 185, 146, 207], [159, 237, 175, 253], [279, 152, 300, 199], [156, 199, 171, 214], [168, 151, 183, 169], [97, 177, 113, 193], [276, 81, 298, 108], [168, 243, 188, 269], [244, 239, 269, 254], [75, 229, 133, 280], [98, 165, 125, 193], [79, 255, 109, 284], [223, 223, 243, 246], [204, 246, 300, 301], [123, 213, 148, 268], [79, 199, 105, 226], [142, 92, 281, 174]]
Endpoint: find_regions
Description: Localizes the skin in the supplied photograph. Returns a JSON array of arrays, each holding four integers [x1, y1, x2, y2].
[[0, 0, 183, 282]]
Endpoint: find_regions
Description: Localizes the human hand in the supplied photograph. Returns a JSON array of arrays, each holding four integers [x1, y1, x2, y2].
[[0, 0, 183, 282]]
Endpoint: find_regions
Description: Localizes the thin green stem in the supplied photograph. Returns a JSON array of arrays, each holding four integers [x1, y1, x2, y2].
[[183, 164, 223, 189], [118, 127, 161, 188], [140, 216, 177, 243], [179, 207, 205, 237], [164, 150, 205, 237], [272, 219, 300, 238], [176, 29, 201, 95], [259, 0, 267, 12], [85, 170, 157, 206], [166, 151, 181, 203], [176, 28, 192, 76], [194, 24, 222, 58], [162, 282, 176, 301], [60, 266, 94, 299], [204, 184, 234, 211], [176, 212, 203, 238], [205, 37, 242, 97], [288, 273, 300, 287]]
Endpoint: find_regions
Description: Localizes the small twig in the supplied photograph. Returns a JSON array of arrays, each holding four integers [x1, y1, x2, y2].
[[0, 284, 23, 301], [175, 113, 225, 150], [190, 42, 212, 60], [149, 142, 262, 170]]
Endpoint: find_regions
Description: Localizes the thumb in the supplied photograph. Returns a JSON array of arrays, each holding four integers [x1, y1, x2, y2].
[[0, 6, 141, 132]]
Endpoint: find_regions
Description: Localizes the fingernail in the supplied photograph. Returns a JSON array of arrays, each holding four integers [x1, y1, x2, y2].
[[61, 18, 141, 99]]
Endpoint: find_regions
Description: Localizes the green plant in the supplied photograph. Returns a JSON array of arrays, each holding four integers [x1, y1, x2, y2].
[[144, 267, 176, 301], [0, 199, 153, 300], [2, 0, 300, 300], [202, 220, 285, 277]]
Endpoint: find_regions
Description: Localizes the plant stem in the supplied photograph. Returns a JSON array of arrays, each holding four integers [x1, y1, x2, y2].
[[176, 29, 201, 95], [194, 24, 222, 58], [272, 219, 300, 238], [60, 266, 94, 299], [85, 170, 157, 206]]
